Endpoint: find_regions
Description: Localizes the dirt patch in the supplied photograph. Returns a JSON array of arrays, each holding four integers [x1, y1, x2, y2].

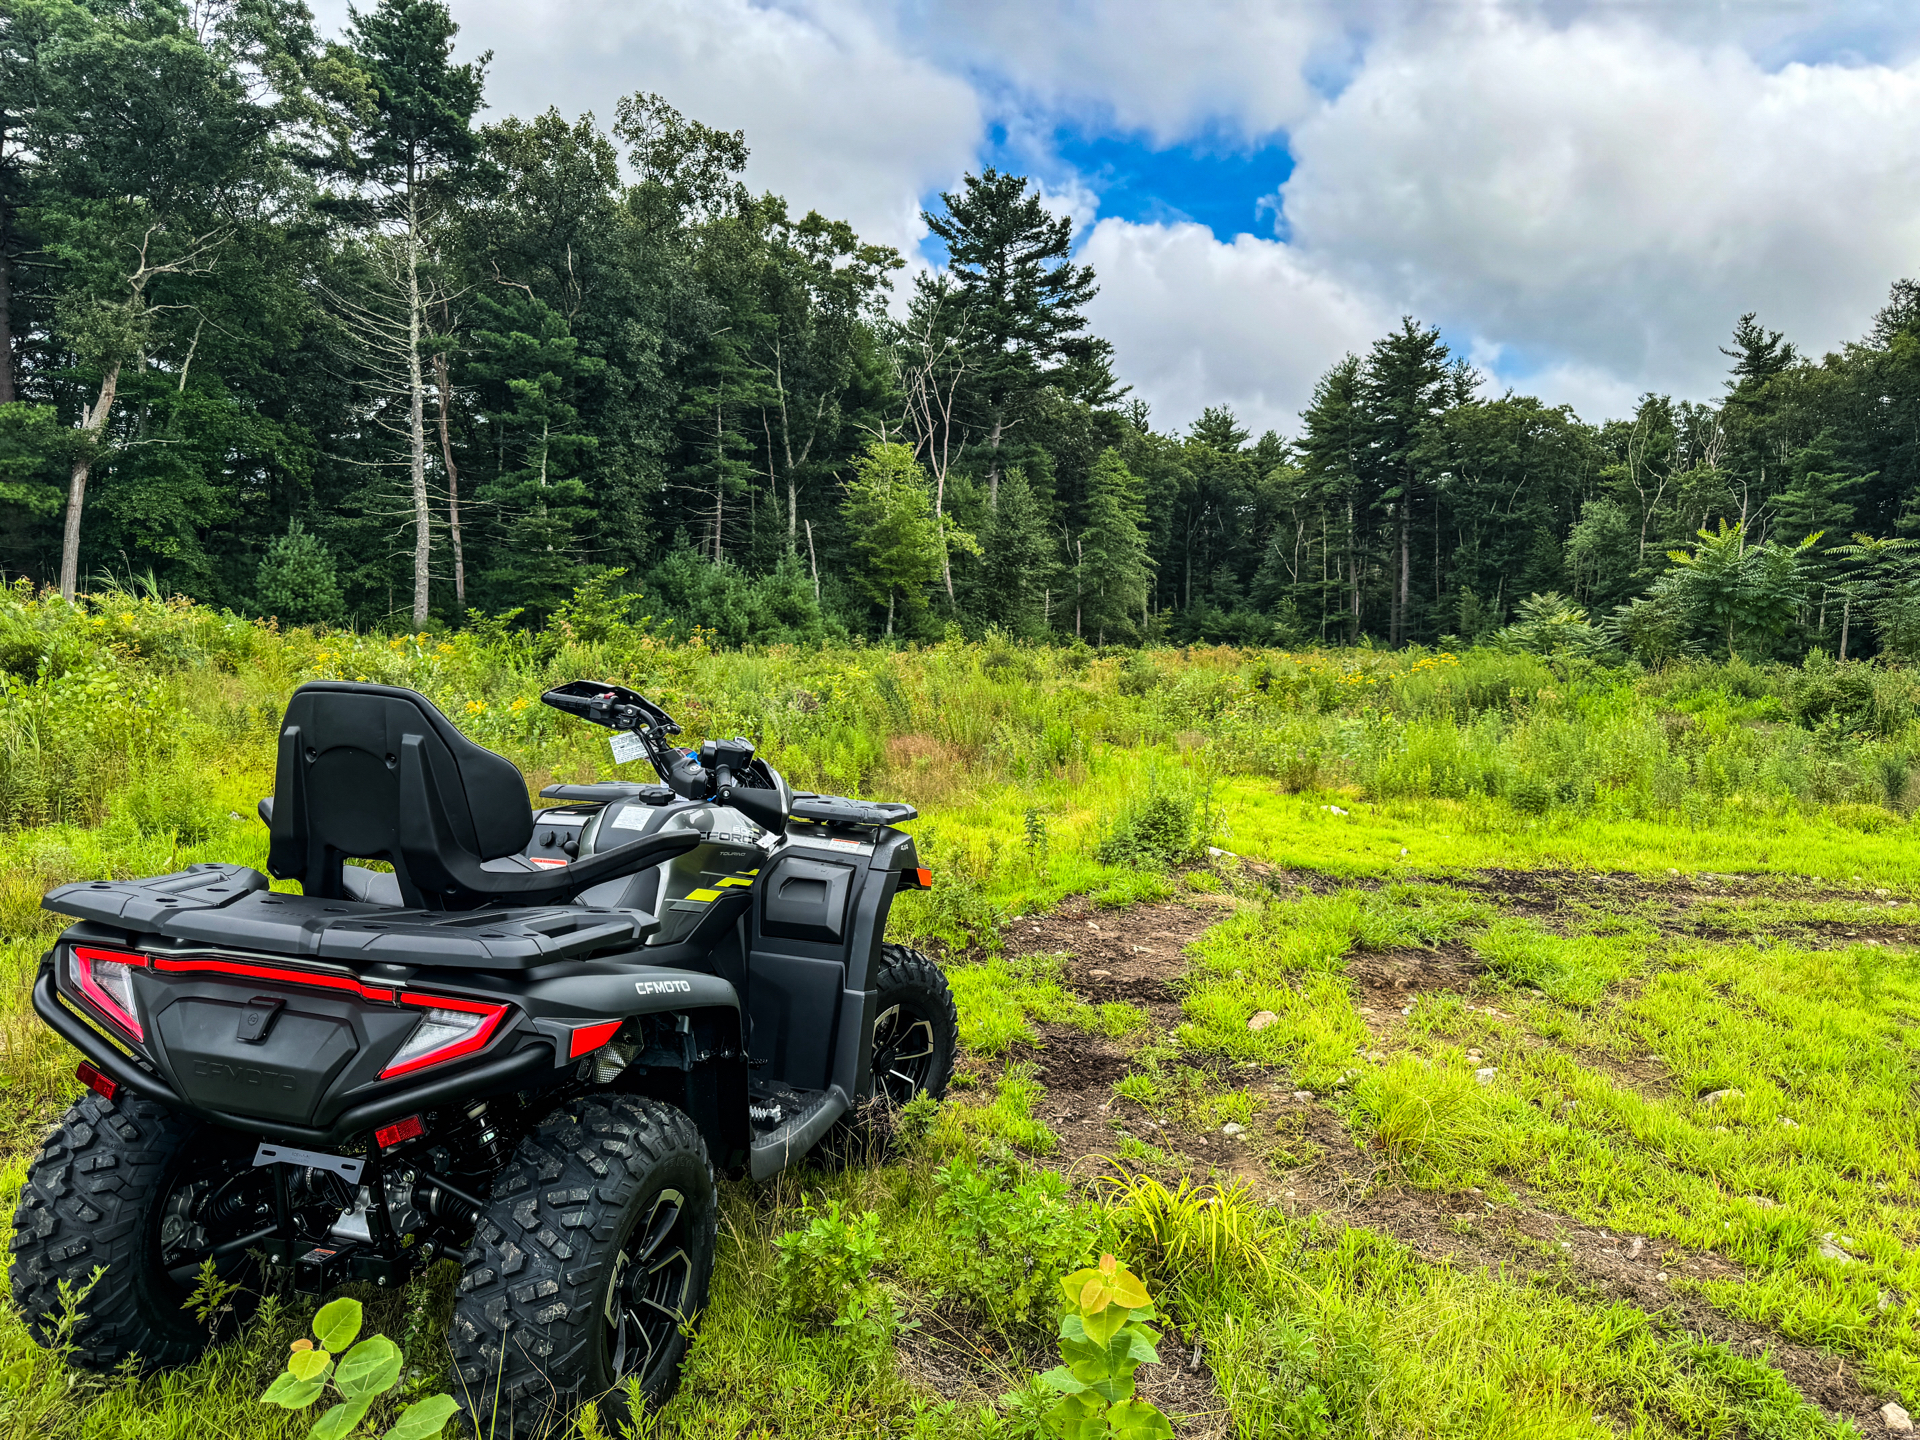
[[958, 878, 1908, 1435], [1337, 1184, 1898, 1438], [1347, 940, 1484, 1011]]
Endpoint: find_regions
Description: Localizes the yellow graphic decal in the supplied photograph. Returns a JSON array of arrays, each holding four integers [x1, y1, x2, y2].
[[715, 876, 756, 888], [685, 888, 722, 902]]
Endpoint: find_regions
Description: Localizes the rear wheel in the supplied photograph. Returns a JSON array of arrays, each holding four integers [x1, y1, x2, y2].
[[449, 1093, 716, 1436], [8, 1094, 264, 1372]]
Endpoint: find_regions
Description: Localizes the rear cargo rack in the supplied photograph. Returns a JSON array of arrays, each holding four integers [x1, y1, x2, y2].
[[46, 864, 658, 967]]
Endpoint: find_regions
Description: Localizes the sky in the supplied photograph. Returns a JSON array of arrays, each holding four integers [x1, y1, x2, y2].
[[314, 0, 1919, 437]]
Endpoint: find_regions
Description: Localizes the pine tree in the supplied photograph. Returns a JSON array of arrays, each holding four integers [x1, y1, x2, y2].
[[919, 168, 1102, 503], [1076, 449, 1151, 645], [978, 464, 1055, 636], [257, 523, 345, 626]]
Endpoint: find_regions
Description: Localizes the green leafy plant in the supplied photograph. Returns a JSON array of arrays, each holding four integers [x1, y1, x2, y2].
[[259, 1298, 456, 1440], [932, 1156, 1095, 1330], [774, 1197, 898, 1356], [1023, 1253, 1173, 1440]]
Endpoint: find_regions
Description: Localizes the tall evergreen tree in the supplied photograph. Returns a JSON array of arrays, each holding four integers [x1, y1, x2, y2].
[[919, 168, 1102, 505], [1076, 449, 1150, 644]]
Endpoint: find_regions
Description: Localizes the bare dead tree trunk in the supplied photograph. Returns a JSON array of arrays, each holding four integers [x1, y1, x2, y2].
[[59, 364, 121, 601], [0, 194, 13, 405], [986, 413, 1003, 509], [1395, 501, 1410, 646], [1839, 596, 1850, 660], [434, 348, 465, 607], [405, 196, 431, 629], [804, 519, 819, 602]]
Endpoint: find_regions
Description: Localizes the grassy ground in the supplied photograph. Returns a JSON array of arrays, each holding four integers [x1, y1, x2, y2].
[[0, 587, 1914, 1438]]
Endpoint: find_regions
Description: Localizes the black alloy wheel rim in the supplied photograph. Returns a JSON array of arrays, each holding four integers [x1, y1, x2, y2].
[[603, 1188, 695, 1388], [871, 1002, 937, 1104]]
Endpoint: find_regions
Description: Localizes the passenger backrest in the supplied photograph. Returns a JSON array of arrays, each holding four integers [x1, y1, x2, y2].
[[267, 682, 533, 904]]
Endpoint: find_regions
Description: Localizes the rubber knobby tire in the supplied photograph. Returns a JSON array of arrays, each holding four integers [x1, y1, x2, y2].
[[7, 1093, 248, 1372], [870, 943, 958, 1105], [448, 1093, 717, 1436]]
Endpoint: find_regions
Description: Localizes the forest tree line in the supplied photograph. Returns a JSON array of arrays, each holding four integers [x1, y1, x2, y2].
[[0, 0, 1915, 660]]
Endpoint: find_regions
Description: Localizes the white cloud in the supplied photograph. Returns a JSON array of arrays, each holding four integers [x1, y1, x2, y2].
[[1081, 219, 1389, 435], [904, 0, 1349, 143], [316, 0, 983, 259], [1278, 9, 1921, 403]]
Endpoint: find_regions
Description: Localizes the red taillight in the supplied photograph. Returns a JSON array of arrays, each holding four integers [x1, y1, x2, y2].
[[71, 946, 146, 1041], [916, 867, 933, 889], [376, 1114, 425, 1148], [569, 1019, 622, 1059], [379, 993, 510, 1079], [75, 1061, 117, 1101]]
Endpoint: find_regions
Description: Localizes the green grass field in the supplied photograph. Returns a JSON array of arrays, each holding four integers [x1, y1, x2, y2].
[[0, 586, 1913, 1438]]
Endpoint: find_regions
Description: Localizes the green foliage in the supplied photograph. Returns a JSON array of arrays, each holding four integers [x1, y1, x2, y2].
[[842, 442, 945, 636], [259, 1299, 453, 1440], [932, 1156, 1097, 1330], [1022, 1255, 1172, 1441], [1494, 592, 1606, 661], [1654, 519, 1824, 660], [774, 1197, 897, 1357], [1096, 764, 1217, 869], [256, 525, 345, 628]]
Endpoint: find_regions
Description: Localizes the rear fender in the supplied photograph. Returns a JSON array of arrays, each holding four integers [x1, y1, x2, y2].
[[515, 967, 748, 1172]]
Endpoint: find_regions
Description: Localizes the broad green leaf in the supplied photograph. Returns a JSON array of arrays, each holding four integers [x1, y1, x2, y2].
[[1038, 1365, 1086, 1396], [308, 1395, 374, 1440], [1081, 1302, 1129, 1348], [1123, 1325, 1162, 1366], [334, 1335, 403, 1400], [1041, 1394, 1108, 1441], [262, 1370, 328, 1409], [288, 1348, 334, 1383], [313, 1297, 363, 1354], [1107, 1399, 1175, 1440], [383, 1394, 460, 1440], [382, 1398, 461, 1441]]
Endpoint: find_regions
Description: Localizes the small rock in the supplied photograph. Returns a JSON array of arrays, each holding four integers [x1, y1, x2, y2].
[[1743, 1195, 1777, 1209], [1086, 921, 1100, 931], [1222, 1122, 1246, 1137], [1626, 1237, 1645, 1258], [1817, 1234, 1855, 1263], [1559, 1100, 1578, 1117], [1282, 1188, 1296, 1198], [1668, 868, 1680, 876], [1089, 969, 1111, 979], [227, 810, 242, 820], [1712, 1125, 1730, 1134], [1881, 1402, 1914, 1436], [1873, 887, 1891, 898], [1322, 804, 1349, 816], [1468, 1186, 1484, 1196], [1474, 1067, 1497, 1085], [1248, 1010, 1279, 1032], [1878, 1291, 1894, 1312], [1334, 1069, 1361, 1089], [1291, 1090, 1314, 1102], [1358, 1005, 1376, 1014], [1780, 1117, 1799, 1129], [1465, 1049, 1483, 1059], [1363, 1050, 1386, 1063], [1560, 1241, 1572, 1250], [1700, 1088, 1742, 1105], [1399, 847, 1408, 856], [1656, 1271, 1669, 1282], [1526, 987, 1545, 998], [1400, 1005, 1413, 1016], [1207, 846, 1236, 858]]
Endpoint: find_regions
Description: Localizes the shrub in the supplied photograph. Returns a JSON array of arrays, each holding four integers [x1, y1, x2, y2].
[[1008, 1254, 1172, 1440], [1096, 764, 1218, 870], [260, 1297, 455, 1439], [931, 1156, 1095, 1331], [774, 1197, 895, 1357]]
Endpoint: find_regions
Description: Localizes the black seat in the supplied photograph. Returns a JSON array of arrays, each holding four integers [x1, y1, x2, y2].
[[266, 681, 696, 910]]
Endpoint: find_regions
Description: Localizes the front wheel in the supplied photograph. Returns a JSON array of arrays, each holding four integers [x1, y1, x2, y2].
[[449, 1094, 716, 1436], [869, 944, 958, 1105]]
